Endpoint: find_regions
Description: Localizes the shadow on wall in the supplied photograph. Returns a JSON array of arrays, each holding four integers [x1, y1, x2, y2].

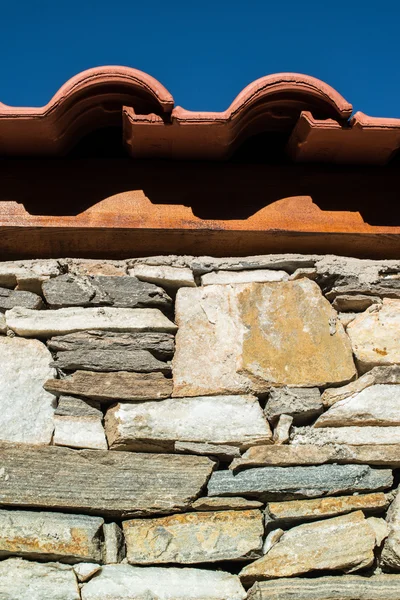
[[1, 129, 400, 226]]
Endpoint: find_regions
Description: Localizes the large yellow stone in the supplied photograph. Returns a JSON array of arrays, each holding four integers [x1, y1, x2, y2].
[[173, 280, 356, 396]]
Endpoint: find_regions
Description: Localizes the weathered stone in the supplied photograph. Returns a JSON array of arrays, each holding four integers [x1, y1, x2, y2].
[[123, 509, 264, 564], [175, 441, 241, 461], [208, 464, 392, 501], [0, 259, 60, 291], [53, 414, 107, 450], [45, 370, 173, 402], [347, 300, 400, 372], [0, 558, 80, 600], [240, 512, 385, 585], [332, 294, 382, 312], [292, 426, 400, 446], [191, 497, 263, 511], [316, 384, 400, 427], [265, 387, 323, 425], [327, 283, 400, 301], [191, 254, 317, 276], [42, 274, 172, 310], [51, 348, 171, 373], [0, 336, 55, 444], [55, 396, 102, 417], [0, 509, 104, 562], [103, 522, 125, 564], [61, 258, 127, 277], [73, 563, 101, 582], [0, 312, 6, 333], [201, 269, 289, 285], [173, 280, 356, 397], [322, 365, 400, 407], [105, 395, 272, 452], [6, 306, 177, 337], [262, 529, 284, 554], [81, 564, 246, 600], [266, 493, 389, 524], [314, 255, 400, 292], [289, 267, 318, 280], [231, 443, 400, 471], [48, 330, 175, 360], [0, 286, 43, 311], [382, 490, 400, 570], [338, 312, 357, 328], [246, 575, 400, 599], [131, 264, 196, 289], [272, 415, 293, 444], [73, 563, 100, 583], [0, 444, 214, 518]]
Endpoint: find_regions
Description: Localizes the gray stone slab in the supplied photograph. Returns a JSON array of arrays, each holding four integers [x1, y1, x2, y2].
[[0, 286, 43, 311], [175, 441, 241, 461], [51, 348, 171, 374], [207, 464, 393, 501], [191, 497, 263, 511], [332, 294, 382, 312], [55, 396, 102, 418], [0, 444, 215, 518], [0, 509, 104, 563], [103, 522, 125, 564], [42, 274, 172, 309], [265, 387, 323, 425], [47, 330, 175, 360], [45, 370, 173, 402]]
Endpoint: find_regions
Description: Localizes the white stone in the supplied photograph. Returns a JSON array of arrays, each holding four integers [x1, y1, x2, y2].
[[382, 491, 400, 569], [80, 564, 247, 600], [131, 264, 196, 289], [0, 312, 6, 333], [0, 259, 60, 291], [53, 415, 108, 450], [262, 528, 284, 554], [0, 558, 80, 600], [6, 306, 177, 337], [347, 300, 400, 372], [315, 384, 400, 428], [0, 336, 55, 444], [273, 415, 293, 444], [105, 395, 272, 451], [292, 426, 400, 446], [201, 269, 289, 286], [73, 563, 101, 583]]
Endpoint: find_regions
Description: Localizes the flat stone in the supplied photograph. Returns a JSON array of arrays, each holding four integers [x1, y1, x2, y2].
[[246, 575, 400, 599], [315, 384, 400, 427], [55, 396, 102, 418], [103, 522, 125, 564], [45, 371, 173, 402], [48, 330, 175, 360], [0, 259, 60, 291], [105, 395, 272, 452], [332, 294, 382, 312], [51, 348, 171, 373], [6, 306, 177, 338], [289, 267, 318, 280], [191, 254, 317, 276], [0, 286, 43, 311], [175, 441, 241, 461], [73, 563, 101, 582], [0, 558, 80, 600], [53, 415, 107, 450], [191, 497, 263, 511], [266, 492, 389, 524], [262, 529, 284, 554], [0, 443, 214, 518], [173, 280, 356, 397], [265, 387, 323, 425], [81, 564, 246, 600], [201, 269, 289, 285], [347, 300, 400, 372], [272, 415, 293, 444], [322, 365, 400, 407], [230, 444, 400, 471], [208, 464, 393, 501], [130, 264, 196, 289], [42, 274, 172, 309], [326, 282, 400, 301], [382, 490, 400, 570], [123, 509, 264, 564], [0, 337, 55, 444], [0, 509, 104, 562], [240, 511, 385, 585], [60, 258, 127, 277], [292, 426, 400, 446]]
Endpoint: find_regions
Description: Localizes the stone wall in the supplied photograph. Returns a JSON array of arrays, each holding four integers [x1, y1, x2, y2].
[[1, 254, 400, 599]]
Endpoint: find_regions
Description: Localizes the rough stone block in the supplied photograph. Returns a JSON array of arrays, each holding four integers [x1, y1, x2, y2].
[[382, 490, 400, 570], [332, 294, 382, 312], [53, 414, 107, 450], [123, 510, 264, 564], [0, 259, 60, 291], [292, 426, 400, 446], [265, 387, 322, 425], [103, 522, 125, 564], [0, 286, 43, 311], [131, 264, 196, 289], [51, 347, 171, 373], [322, 365, 400, 407], [105, 395, 272, 452]]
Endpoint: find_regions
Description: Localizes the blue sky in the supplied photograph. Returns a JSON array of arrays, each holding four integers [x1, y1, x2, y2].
[[1, 0, 400, 116]]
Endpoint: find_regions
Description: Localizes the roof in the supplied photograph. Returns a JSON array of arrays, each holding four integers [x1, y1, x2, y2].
[[1, 66, 400, 164]]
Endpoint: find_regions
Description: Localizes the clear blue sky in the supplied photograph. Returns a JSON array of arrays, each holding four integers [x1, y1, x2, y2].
[[1, 0, 400, 117]]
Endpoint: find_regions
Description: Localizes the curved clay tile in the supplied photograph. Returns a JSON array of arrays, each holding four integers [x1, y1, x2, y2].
[[124, 73, 353, 159], [0, 66, 174, 155]]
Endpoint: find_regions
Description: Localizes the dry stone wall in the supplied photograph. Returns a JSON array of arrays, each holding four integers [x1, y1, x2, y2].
[[1, 254, 400, 598]]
